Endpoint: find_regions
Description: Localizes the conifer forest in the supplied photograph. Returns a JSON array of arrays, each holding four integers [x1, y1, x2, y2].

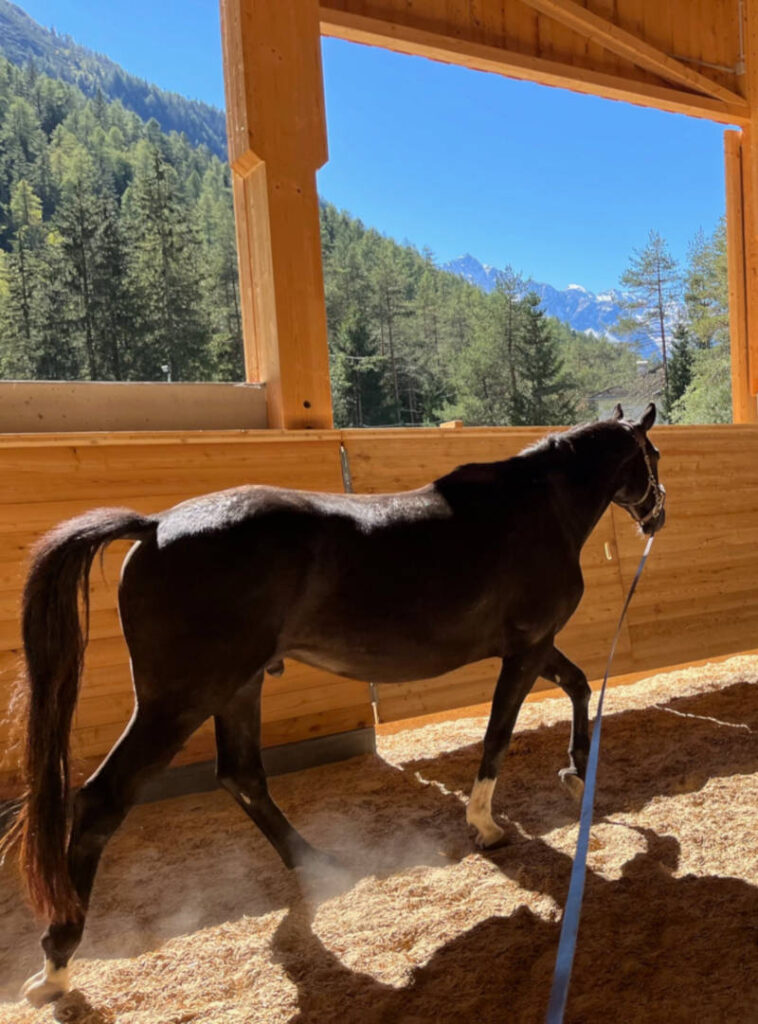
[[0, 52, 732, 427]]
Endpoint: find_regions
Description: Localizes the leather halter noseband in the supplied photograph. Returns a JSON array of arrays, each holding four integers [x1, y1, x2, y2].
[[615, 432, 666, 528]]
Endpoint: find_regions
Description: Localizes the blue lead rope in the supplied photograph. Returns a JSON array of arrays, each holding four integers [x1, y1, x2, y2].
[[545, 534, 655, 1024]]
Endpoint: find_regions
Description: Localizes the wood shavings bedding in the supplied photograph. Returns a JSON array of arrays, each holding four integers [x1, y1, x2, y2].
[[1, 655, 756, 1023]]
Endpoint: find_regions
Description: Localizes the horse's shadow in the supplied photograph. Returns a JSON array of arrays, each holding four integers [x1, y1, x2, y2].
[[1, 679, 756, 1016], [271, 828, 758, 1023], [401, 679, 758, 838]]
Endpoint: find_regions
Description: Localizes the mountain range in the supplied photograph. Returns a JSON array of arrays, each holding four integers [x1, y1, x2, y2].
[[443, 254, 659, 359]]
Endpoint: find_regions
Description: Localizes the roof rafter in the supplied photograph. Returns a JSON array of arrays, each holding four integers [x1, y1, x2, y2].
[[320, 8, 750, 126], [517, 0, 748, 109]]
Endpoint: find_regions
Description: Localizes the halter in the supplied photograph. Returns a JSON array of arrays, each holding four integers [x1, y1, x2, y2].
[[615, 431, 666, 528]]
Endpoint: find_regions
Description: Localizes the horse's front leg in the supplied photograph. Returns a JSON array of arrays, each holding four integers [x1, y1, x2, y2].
[[466, 637, 553, 848], [541, 645, 590, 802]]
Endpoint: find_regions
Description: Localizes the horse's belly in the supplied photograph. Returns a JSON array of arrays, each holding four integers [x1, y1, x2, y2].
[[286, 644, 488, 685]]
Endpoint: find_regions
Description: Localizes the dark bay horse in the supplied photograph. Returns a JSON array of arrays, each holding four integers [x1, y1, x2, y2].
[[2, 403, 665, 1005]]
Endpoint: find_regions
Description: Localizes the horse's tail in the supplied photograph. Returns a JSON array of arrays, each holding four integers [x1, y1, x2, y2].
[[0, 508, 157, 921]]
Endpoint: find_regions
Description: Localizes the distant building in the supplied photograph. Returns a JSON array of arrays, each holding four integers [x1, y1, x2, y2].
[[589, 362, 666, 421]]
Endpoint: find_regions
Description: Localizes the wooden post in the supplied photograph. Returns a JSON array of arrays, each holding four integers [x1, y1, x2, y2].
[[724, 130, 758, 422], [220, 0, 333, 429], [742, 1, 758, 399]]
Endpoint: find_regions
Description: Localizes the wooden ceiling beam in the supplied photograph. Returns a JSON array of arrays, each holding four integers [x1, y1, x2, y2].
[[517, 0, 748, 109], [320, 9, 750, 126]]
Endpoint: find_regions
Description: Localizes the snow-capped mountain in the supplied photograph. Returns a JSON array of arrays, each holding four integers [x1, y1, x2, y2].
[[443, 253, 660, 359]]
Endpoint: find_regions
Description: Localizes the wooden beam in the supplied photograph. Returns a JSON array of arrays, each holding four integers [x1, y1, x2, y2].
[[221, 0, 333, 429], [724, 130, 758, 422], [517, 0, 748, 108], [320, 8, 750, 126], [743, 1, 758, 395]]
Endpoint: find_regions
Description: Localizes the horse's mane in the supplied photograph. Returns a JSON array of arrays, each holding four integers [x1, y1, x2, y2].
[[435, 419, 626, 498]]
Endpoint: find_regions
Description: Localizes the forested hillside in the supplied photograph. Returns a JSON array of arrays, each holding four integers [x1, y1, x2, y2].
[[0, 47, 731, 426], [321, 204, 637, 426], [0, 55, 242, 383], [0, 0, 226, 157]]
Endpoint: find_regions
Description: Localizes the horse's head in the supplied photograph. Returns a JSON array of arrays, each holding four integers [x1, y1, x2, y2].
[[610, 402, 666, 535]]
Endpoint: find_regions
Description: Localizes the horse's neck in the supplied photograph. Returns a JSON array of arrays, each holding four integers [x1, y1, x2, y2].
[[551, 433, 625, 551]]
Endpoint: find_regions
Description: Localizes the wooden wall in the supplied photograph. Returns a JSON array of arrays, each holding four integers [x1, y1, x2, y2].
[[0, 381, 267, 433], [0, 430, 371, 793], [2, 423, 758, 789]]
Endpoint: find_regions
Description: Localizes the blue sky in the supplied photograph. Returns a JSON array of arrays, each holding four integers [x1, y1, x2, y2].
[[18, 0, 731, 293]]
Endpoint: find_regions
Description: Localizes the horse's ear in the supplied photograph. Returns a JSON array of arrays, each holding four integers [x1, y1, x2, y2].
[[639, 403, 656, 432], [611, 403, 624, 421]]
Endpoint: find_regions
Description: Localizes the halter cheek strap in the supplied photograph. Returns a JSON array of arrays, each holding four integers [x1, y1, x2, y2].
[[615, 435, 666, 528]]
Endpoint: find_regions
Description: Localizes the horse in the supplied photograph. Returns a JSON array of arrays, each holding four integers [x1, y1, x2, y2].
[[1, 402, 665, 1006]]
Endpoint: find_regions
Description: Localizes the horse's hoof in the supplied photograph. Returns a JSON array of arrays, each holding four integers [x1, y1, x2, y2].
[[559, 769, 585, 803], [474, 823, 506, 849], [21, 968, 69, 1007], [292, 843, 342, 873], [307, 848, 343, 872]]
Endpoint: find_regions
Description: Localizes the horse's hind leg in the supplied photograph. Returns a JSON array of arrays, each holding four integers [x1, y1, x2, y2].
[[25, 700, 203, 1006], [466, 638, 553, 848], [214, 674, 322, 869], [541, 645, 590, 801]]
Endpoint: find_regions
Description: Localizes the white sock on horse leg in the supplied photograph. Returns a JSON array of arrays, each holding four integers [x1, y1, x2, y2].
[[466, 777, 504, 847], [21, 958, 70, 1006]]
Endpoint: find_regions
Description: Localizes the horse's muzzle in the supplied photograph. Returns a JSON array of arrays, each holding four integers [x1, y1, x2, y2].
[[641, 484, 666, 535], [643, 507, 665, 535]]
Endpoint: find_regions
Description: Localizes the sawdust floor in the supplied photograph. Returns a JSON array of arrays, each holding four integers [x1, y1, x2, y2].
[[1, 655, 757, 1024]]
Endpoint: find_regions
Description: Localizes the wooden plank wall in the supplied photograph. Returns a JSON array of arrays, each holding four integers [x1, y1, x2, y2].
[[2, 423, 758, 785], [0, 430, 372, 793], [612, 424, 758, 669]]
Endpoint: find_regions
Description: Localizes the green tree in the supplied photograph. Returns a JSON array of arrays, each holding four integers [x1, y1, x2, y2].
[[669, 346, 732, 424], [330, 309, 388, 427], [671, 221, 732, 424], [2, 178, 45, 374], [122, 138, 209, 379], [490, 267, 523, 409], [684, 220, 729, 349], [511, 294, 576, 425], [666, 322, 694, 411], [615, 230, 680, 405], [53, 146, 102, 376], [196, 166, 244, 380]]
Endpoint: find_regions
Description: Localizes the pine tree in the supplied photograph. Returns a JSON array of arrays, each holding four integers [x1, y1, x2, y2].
[[667, 323, 694, 409], [616, 230, 680, 404], [671, 221, 732, 424], [196, 166, 244, 380], [511, 294, 575, 426], [490, 267, 522, 408], [373, 239, 410, 423], [122, 138, 210, 380], [3, 178, 45, 374], [330, 309, 388, 427], [684, 220, 728, 350], [53, 146, 102, 376]]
